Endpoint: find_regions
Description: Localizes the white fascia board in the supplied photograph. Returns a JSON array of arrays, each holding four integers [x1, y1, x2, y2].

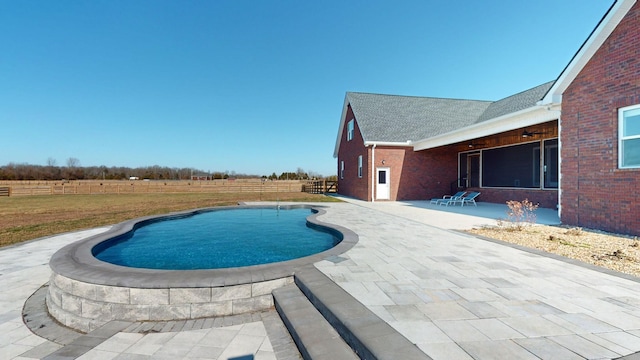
[[363, 140, 413, 147], [541, 0, 636, 105], [412, 106, 559, 151], [333, 95, 350, 158]]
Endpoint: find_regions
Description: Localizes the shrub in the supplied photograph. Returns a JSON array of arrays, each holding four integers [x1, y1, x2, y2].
[[564, 227, 584, 236], [503, 199, 539, 231]]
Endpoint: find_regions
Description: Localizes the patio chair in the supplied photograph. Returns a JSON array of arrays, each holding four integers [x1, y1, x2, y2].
[[439, 191, 481, 207], [430, 191, 466, 205]]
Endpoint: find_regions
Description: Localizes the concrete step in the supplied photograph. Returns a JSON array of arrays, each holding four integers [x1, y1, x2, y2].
[[273, 284, 359, 360], [294, 267, 431, 360]]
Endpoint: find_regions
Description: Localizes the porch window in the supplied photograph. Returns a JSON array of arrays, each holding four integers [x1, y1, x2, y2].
[[482, 142, 540, 188], [357, 155, 363, 178], [458, 151, 480, 187], [459, 138, 558, 189], [347, 119, 355, 141], [543, 139, 558, 188], [619, 105, 640, 168]]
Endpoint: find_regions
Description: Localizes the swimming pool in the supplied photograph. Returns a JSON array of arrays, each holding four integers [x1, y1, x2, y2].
[[46, 204, 358, 332], [93, 208, 339, 270]]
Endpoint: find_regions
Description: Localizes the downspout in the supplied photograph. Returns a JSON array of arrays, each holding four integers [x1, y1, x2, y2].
[[371, 144, 376, 202], [557, 112, 562, 218]]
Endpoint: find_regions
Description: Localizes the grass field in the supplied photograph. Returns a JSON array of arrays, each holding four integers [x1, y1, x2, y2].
[[0, 192, 340, 247]]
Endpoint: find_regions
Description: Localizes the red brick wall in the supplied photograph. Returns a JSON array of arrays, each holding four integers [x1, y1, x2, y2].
[[468, 187, 558, 209], [338, 114, 560, 206], [395, 146, 457, 201], [337, 106, 370, 200], [561, 2, 640, 235]]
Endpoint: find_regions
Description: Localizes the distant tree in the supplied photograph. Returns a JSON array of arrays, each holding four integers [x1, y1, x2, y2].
[[64, 158, 82, 179], [66, 157, 80, 168], [307, 170, 322, 180], [296, 167, 306, 179]]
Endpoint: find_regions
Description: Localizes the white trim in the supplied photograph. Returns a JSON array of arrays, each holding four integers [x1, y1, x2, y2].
[[371, 144, 376, 202], [364, 140, 413, 147], [376, 167, 391, 200], [558, 117, 563, 216], [541, 0, 637, 105], [618, 104, 640, 169], [333, 95, 350, 158], [412, 106, 559, 151]]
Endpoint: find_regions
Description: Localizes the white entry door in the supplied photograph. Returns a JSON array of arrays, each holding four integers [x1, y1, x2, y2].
[[376, 167, 390, 200]]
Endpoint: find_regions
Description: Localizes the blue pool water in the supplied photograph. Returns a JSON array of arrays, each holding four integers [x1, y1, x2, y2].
[[93, 208, 339, 270]]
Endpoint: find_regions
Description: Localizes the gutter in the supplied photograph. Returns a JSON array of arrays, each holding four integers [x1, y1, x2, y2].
[[364, 140, 413, 147]]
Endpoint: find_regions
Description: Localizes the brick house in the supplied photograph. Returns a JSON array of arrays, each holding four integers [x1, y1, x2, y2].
[[334, 0, 640, 235]]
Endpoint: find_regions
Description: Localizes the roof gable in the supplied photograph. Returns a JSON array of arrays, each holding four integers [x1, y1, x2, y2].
[[335, 80, 554, 156], [542, 0, 636, 104], [346, 92, 491, 143]]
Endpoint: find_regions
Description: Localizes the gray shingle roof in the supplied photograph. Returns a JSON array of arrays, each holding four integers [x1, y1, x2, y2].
[[476, 81, 555, 122], [346, 93, 491, 143], [347, 81, 555, 143]]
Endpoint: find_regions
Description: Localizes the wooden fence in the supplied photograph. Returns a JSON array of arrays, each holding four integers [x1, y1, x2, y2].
[[0, 180, 307, 197], [302, 180, 337, 194]]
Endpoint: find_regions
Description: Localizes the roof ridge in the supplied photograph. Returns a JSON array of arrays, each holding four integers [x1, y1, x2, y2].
[[347, 91, 492, 103], [493, 80, 556, 103]]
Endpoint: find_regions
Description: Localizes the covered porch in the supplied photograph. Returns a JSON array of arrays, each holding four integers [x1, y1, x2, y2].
[[336, 195, 560, 230]]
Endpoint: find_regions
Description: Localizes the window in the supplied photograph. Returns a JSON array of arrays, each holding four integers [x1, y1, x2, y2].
[[378, 169, 386, 184], [458, 151, 480, 187], [476, 139, 559, 189], [340, 161, 344, 179], [543, 139, 558, 188], [619, 105, 640, 168], [347, 119, 355, 141], [357, 155, 363, 178], [483, 142, 540, 188]]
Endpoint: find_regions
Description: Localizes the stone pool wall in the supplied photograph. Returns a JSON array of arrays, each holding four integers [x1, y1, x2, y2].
[[44, 204, 358, 333], [46, 272, 292, 332]]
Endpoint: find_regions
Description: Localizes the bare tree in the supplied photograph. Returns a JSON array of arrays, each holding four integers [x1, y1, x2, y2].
[[66, 157, 80, 168], [47, 157, 57, 167]]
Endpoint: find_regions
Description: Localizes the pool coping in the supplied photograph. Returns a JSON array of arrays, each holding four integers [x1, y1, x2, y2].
[[49, 204, 358, 289]]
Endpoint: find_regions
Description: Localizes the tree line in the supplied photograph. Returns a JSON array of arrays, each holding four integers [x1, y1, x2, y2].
[[0, 159, 332, 181]]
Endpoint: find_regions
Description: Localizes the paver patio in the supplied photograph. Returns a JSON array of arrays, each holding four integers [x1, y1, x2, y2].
[[314, 199, 640, 359], [1, 199, 640, 359]]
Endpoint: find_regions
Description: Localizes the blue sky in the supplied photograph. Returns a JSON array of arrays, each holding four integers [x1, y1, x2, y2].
[[1, 1, 613, 177]]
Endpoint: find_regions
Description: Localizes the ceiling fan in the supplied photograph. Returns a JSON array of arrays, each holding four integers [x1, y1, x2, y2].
[[521, 130, 547, 138]]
